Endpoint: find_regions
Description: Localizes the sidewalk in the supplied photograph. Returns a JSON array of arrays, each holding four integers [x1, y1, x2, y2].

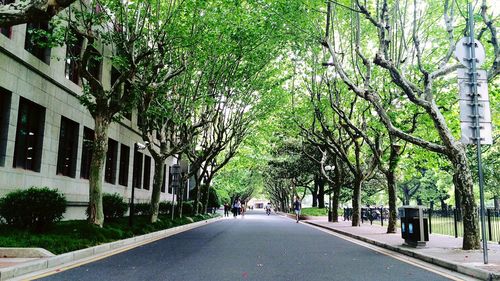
[[303, 217, 500, 280]]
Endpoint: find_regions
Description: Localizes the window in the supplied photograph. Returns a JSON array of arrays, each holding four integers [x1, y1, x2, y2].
[[118, 144, 130, 186], [0, 88, 12, 167], [80, 127, 94, 179], [13, 98, 45, 172], [143, 155, 151, 190], [132, 150, 143, 189], [168, 166, 172, 194], [137, 114, 144, 128], [87, 46, 102, 82], [111, 67, 120, 86], [105, 138, 118, 184], [65, 33, 83, 85], [56, 116, 79, 177], [0, 0, 14, 38], [161, 164, 166, 193], [25, 21, 51, 64]]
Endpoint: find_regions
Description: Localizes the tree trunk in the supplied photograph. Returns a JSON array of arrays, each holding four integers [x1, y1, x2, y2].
[[331, 183, 340, 223], [494, 197, 500, 210], [318, 179, 325, 208], [311, 176, 318, 207], [193, 175, 202, 215], [386, 170, 397, 233], [351, 178, 362, 226], [204, 177, 214, 214], [177, 175, 185, 218], [150, 157, 165, 223], [311, 193, 318, 207], [451, 147, 480, 250], [88, 116, 109, 227], [453, 173, 463, 213], [404, 191, 410, 206]]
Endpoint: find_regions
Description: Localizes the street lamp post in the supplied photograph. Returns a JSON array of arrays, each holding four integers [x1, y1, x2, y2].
[[129, 141, 147, 227], [170, 164, 181, 220], [325, 165, 335, 222]]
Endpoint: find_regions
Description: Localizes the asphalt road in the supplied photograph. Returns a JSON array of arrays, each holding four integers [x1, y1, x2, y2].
[[38, 210, 459, 281]]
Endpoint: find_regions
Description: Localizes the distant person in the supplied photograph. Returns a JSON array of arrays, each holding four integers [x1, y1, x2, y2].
[[233, 198, 241, 217], [236, 199, 242, 215], [293, 197, 301, 223], [241, 202, 246, 217], [265, 202, 272, 215], [224, 202, 230, 217]]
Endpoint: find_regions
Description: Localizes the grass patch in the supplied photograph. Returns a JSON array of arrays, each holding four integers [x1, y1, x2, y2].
[[296, 207, 329, 217], [0, 214, 217, 255]]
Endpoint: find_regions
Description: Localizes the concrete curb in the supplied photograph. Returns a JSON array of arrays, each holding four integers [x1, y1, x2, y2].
[[0, 217, 222, 281], [0, 248, 54, 258], [305, 221, 500, 281]]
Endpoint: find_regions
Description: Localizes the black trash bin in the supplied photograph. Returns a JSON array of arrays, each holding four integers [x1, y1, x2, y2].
[[399, 206, 429, 247]]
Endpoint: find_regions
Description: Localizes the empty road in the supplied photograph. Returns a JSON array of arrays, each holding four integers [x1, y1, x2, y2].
[[35, 210, 473, 281]]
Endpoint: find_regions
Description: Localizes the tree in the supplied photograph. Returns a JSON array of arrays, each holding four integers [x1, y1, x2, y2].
[[323, 0, 498, 250], [65, 0, 176, 226]]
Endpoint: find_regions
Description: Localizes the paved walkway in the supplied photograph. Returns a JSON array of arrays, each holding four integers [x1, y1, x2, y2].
[[303, 217, 500, 280]]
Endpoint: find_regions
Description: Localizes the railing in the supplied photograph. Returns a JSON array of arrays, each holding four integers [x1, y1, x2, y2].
[[343, 207, 500, 243]]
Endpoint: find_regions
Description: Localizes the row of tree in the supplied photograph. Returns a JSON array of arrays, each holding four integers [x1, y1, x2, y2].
[[262, 0, 498, 251], [0, 0, 309, 227]]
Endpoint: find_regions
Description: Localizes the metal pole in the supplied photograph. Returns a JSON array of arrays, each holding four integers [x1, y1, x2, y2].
[[454, 208, 458, 238], [487, 208, 492, 242], [171, 186, 175, 221], [468, 3, 488, 264], [329, 191, 332, 222], [129, 144, 137, 227], [380, 207, 383, 227]]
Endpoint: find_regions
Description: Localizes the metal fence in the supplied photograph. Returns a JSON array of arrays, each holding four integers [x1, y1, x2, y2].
[[343, 207, 500, 243]]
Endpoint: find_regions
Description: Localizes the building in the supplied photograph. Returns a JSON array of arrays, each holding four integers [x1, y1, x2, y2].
[[0, 21, 178, 220]]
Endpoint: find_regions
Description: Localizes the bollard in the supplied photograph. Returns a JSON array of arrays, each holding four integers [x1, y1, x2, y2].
[[487, 209, 492, 241], [454, 208, 458, 238], [429, 207, 432, 234], [381, 207, 383, 227]]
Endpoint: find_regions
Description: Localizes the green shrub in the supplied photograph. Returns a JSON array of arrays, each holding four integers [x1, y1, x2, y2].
[[182, 201, 194, 215], [133, 202, 151, 216], [102, 193, 128, 220], [180, 201, 203, 215], [0, 187, 66, 231], [159, 201, 173, 215]]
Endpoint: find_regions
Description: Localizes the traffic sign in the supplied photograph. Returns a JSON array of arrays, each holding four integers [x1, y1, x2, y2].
[[458, 100, 492, 123], [460, 122, 493, 145], [455, 37, 486, 68]]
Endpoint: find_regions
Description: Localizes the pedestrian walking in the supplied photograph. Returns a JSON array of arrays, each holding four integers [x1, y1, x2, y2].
[[236, 199, 241, 216], [224, 202, 230, 217], [241, 202, 246, 217], [233, 198, 241, 217], [293, 197, 301, 223]]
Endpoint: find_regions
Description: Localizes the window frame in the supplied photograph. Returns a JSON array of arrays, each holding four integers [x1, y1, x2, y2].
[[118, 144, 130, 186], [24, 21, 51, 64], [13, 97, 45, 172], [104, 138, 118, 184], [0, 88, 12, 167], [56, 116, 79, 178], [143, 155, 151, 190], [80, 127, 94, 179], [132, 150, 143, 189]]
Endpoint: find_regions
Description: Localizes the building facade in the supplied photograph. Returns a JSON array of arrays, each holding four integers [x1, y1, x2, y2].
[[0, 21, 177, 220]]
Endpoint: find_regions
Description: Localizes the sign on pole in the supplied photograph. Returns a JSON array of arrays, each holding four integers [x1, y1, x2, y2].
[[455, 3, 490, 264]]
